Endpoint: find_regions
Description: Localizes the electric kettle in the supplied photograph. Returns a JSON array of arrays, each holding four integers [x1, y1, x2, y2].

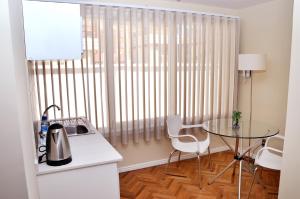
[[46, 123, 72, 166]]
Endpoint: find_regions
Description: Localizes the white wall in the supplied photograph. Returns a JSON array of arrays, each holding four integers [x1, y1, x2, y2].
[[237, 0, 293, 133], [0, 0, 39, 198], [278, 0, 300, 198]]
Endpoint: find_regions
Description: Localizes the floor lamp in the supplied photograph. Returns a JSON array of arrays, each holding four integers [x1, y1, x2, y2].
[[238, 54, 266, 158]]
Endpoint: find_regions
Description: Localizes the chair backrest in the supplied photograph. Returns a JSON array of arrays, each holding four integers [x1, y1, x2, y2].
[[166, 115, 182, 137]]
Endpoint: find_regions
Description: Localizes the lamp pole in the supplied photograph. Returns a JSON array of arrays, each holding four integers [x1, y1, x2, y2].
[[239, 54, 266, 160], [248, 71, 253, 160]]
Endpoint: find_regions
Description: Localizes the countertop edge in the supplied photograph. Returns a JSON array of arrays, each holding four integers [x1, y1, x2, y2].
[[37, 156, 123, 176], [36, 131, 123, 176]]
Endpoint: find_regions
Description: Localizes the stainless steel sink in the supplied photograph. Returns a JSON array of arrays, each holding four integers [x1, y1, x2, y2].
[[64, 126, 86, 135], [49, 117, 96, 136]]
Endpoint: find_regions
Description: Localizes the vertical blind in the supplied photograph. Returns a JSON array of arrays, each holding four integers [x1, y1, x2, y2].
[[30, 5, 239, 145]]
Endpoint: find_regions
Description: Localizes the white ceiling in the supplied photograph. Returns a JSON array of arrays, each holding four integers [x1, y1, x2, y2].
[[168, 0, 275, 9]]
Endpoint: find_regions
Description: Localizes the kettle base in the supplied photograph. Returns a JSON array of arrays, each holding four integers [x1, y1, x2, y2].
[[47, 156, 72, 166]]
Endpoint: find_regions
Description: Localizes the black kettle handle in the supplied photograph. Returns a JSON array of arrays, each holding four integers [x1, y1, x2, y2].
[[38, 145, 46, 163]]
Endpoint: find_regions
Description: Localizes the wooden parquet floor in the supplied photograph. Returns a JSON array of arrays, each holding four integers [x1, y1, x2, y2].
[[119, 151, 280, 199]]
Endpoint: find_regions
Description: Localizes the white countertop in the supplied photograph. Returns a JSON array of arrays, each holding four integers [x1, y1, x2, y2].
[[37, 133, 123, 175]]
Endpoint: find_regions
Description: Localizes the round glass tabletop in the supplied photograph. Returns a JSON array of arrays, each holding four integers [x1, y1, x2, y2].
[[202, 118, 279, 139]]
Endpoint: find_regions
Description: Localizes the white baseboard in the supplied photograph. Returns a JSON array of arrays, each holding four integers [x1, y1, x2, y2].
[[118, 145, 229, 173]]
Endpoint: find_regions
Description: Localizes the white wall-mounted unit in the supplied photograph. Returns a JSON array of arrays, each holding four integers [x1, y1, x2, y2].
[[23, 1, 82, 60]]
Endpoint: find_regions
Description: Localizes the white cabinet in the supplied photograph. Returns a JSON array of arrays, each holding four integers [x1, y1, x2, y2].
[[23, 1, 82, 60], [38, 163, 120, 199]]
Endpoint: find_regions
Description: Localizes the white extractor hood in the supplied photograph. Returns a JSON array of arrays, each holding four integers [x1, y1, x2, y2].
[[23, 1, 82, 60]]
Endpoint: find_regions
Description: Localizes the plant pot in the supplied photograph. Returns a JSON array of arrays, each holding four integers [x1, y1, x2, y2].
[[232, 120, 240, 129]]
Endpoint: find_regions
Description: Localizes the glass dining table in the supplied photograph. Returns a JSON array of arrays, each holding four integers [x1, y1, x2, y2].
[[201, 118, 279, 199]]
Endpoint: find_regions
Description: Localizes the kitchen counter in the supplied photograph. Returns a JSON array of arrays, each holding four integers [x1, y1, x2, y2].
[[37, 132, 123, 199], [37, 132, 123, 175]]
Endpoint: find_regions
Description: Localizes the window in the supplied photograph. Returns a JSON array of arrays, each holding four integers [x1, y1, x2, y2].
[[30, 5, 239, 145]]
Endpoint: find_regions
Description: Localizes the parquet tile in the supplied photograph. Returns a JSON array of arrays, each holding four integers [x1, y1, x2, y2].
[[120, 151, 280, 199]]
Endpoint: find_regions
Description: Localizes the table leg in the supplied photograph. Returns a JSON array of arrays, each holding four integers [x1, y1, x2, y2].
[[208, 159, 237, 185], [219, 135, 235, 152], [231, 138, 240, 183], [238, 160, 243, 199], [247, 139, 251, 160], [208, 137, 263, 199]]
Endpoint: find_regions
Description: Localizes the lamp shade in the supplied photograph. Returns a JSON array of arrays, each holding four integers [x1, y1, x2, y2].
[[238, 54, 266, 71]]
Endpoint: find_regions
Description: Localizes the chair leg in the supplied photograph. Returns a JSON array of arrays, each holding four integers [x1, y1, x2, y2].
[[168, 149, 177, 165], [177, 151, 182, 167], [165, 150, 188, 177], [165, 149, 177, 173], [208, 147, 213, 171], [197, 154, 202, 189], [247, 167, 258, 199]]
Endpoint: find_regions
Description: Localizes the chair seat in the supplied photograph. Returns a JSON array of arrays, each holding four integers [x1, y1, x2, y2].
[[255, 150, 282, 171], [172, 140, 209, 154]]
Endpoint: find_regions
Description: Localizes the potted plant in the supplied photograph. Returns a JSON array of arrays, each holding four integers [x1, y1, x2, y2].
[[232, 111, 241, 129]]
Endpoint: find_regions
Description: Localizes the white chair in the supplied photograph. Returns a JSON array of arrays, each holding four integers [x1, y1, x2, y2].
[[166, 115, 212, 189], [247, 134, 284, 198]]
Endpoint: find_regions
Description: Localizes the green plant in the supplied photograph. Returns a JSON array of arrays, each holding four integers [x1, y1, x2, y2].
[[232, 111, 242, 128]]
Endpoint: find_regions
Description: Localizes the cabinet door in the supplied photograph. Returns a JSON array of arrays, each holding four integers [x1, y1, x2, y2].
[[38, 163, 120, 199], [23, 1, 82, 60]]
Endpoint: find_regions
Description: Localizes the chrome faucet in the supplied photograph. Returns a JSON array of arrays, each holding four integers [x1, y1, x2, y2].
[[42, 104, 61, 118], [39, 104, 61, 159]]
